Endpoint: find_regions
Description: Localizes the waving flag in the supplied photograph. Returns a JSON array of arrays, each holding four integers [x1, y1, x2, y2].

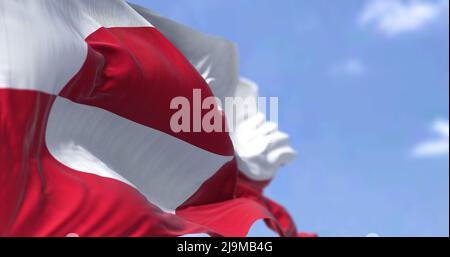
[[0, 0, 310, 237]]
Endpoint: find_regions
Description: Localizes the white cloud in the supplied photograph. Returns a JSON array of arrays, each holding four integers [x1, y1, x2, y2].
[[331, 58, 366, 77], [359, 0, 449, 36], [412, 119, 449, 158]]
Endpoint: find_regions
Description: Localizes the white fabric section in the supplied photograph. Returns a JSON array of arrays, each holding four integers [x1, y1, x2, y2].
[[0, 0, 88, 94], [230, 79, 297, 181], [65, 0, 154, 38], [0, 0, 152, 94], [46, 97, 233, 212], [131, 5, 240, 105]]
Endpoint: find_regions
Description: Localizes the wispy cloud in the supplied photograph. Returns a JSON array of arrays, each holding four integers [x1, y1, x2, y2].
[[359, 0, 449, 36], [330, 58, 366, 77], [412, 119, 449, 158]]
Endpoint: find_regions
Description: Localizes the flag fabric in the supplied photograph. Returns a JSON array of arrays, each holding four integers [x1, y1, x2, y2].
[[0, 0, 310, 237]]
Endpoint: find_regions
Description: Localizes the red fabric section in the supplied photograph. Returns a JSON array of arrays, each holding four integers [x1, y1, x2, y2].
[[60, 27, 233, 157], [177, 198, 276, 237], [0, 89, 54, 235], [178, 158, 238, 209], [236, 173, 317, 237], [298, 232, 318, 237]]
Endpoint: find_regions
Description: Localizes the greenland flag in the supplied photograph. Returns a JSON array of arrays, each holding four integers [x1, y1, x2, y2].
[[0, 0, 311, 237]]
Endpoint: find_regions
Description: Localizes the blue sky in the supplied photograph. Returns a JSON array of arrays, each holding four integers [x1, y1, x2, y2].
[[130, 0, 449, 236]]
